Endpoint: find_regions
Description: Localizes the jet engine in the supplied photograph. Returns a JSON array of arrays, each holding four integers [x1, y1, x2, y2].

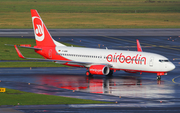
[[89, 65, 110, 75]]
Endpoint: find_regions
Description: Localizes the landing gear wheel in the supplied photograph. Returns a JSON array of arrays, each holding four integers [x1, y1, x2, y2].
[[86, 71, 92, 77], [106, 70, 113, 77], [157, 76, 161, 80]]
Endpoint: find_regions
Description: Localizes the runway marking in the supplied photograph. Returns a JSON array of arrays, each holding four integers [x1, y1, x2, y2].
[[172, 76, 180, 84], [102, 36, 180, 51]]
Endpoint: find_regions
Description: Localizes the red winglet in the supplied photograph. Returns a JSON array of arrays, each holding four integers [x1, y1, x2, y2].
[[136, 39, 143, 52], [14, 45, 25, 59]]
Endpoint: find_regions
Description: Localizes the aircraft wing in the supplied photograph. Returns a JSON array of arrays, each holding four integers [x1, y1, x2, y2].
[[14, 45, 112, 68]]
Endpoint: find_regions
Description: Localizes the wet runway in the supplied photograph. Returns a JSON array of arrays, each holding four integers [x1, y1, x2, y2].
[[1, 67, 180, 112], [0, 67, 180, 98], [1, 32, 180, 112]]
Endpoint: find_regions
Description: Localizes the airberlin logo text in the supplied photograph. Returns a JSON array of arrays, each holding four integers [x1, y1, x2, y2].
[[35, 24, 43, 36], [33, 17, 44, 41], [107, 53, 146, 65]]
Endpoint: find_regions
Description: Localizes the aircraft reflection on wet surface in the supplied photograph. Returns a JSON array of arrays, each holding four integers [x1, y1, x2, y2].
[[1, 66, 180, 111], [35, 74, 176, 99]]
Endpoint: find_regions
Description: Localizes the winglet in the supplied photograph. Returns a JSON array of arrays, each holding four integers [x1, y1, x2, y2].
[[14, 45, 25, 59], [136, 39, 143, 52]]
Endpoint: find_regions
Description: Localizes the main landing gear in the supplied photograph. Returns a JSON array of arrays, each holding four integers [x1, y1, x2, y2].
[[86, 71, 93, 77]]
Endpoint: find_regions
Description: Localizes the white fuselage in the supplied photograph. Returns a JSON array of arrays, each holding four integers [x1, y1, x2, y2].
[[55, 46, 175, 73]]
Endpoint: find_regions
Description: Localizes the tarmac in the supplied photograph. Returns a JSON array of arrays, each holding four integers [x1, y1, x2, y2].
[[0, 29, 180, 36]]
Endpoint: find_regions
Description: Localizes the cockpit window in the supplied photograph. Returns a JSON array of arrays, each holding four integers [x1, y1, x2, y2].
[[159, 60, 169, 62]]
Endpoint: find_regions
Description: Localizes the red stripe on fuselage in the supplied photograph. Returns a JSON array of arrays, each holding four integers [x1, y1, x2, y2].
[[110, 68, 167, 75]]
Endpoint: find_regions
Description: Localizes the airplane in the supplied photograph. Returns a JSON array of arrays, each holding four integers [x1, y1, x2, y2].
[[14, 9, 175, 80]]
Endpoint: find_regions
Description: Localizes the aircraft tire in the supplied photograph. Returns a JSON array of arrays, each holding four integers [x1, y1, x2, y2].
[[86, 71, 92, 77]]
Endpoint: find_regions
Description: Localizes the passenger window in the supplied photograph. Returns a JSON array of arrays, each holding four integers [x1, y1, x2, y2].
[[159, 59, 169, 62]]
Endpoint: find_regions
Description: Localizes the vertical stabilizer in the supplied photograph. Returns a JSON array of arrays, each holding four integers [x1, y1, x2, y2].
[[31, 9, 65, 47]]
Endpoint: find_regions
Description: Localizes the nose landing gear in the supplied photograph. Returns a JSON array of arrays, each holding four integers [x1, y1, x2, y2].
[[157, 72, 167, 80], [157, 76, 161, 80]]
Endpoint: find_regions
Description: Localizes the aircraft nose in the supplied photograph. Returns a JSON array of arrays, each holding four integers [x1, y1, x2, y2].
[[169, 62, 176, 71]]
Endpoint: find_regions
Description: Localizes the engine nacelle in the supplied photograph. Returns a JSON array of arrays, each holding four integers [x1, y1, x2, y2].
[[89, 65, 110, 75]]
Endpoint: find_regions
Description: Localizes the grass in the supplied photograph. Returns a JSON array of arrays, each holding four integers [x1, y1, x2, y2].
[[0, 0, 180, 28], [1, 13, 180, 29], [0, 62, 68, 68], [0, 37, 43, 60], [0, 0, 180, 13], [0, 37, 81, 67], [0, 88, 110, 105]]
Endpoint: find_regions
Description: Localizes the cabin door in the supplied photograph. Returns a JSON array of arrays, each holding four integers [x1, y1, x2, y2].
[[149, 57, 154, 67]]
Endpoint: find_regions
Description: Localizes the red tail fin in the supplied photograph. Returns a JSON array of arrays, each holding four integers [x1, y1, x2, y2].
[[31, 9, 65, 47]]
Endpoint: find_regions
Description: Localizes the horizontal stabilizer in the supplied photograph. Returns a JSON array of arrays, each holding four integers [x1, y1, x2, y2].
[[5, 44, 42, 50], [16, 46, 42, 50]]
